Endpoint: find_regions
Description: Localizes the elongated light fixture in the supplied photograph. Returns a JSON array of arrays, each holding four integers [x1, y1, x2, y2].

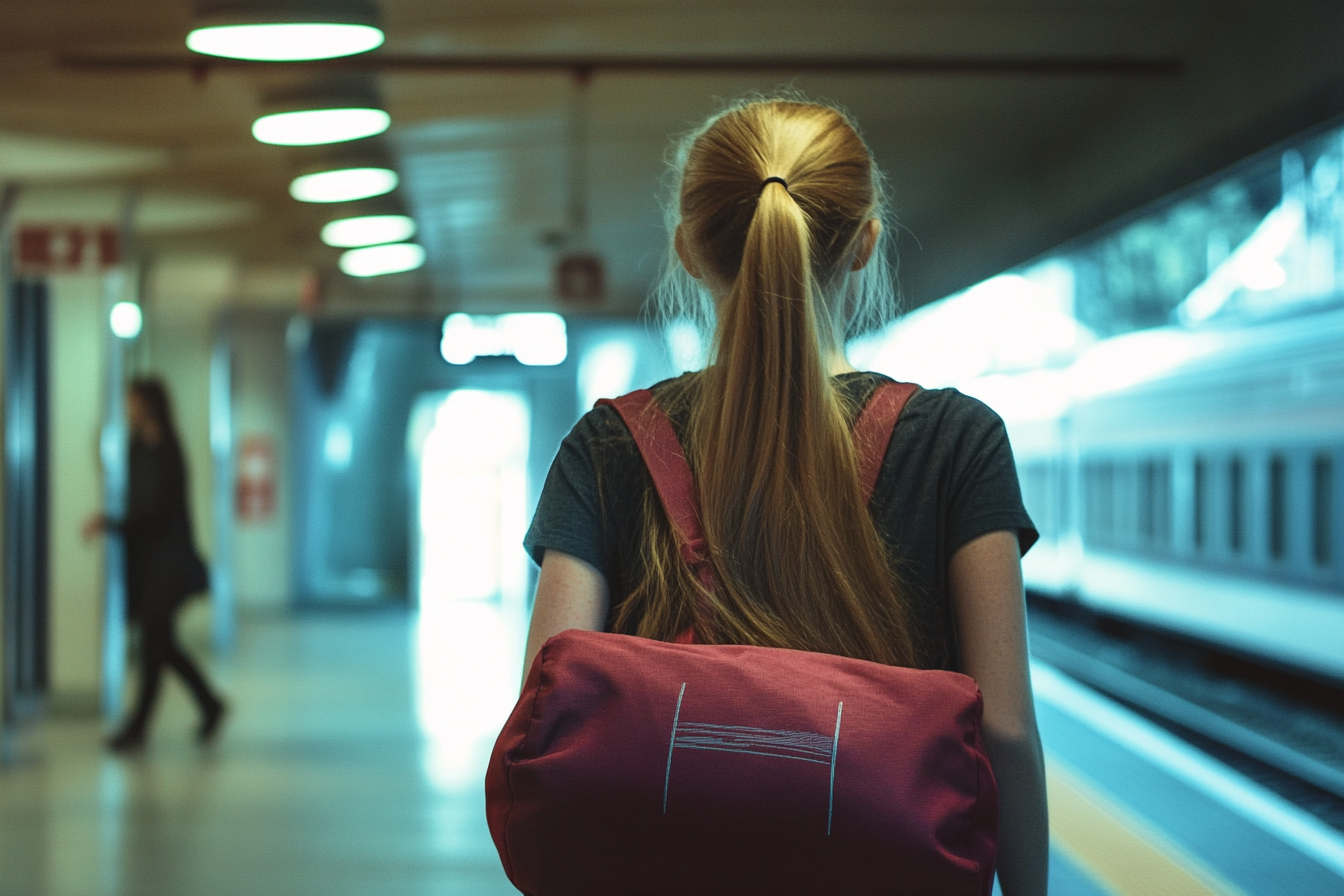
[[322, 214, 416, 247], [187, 0, 383, 62], [253, 76, 389, 146], [290, 167, 397, 203], [254, 108, 389, 146], [340, 243, 425, 277]]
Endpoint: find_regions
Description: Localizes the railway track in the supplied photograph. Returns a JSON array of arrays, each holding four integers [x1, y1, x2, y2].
[[1028, 598, 1344, 832]]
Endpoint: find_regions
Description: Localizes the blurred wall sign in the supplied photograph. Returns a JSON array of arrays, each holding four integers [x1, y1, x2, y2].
[[235, 435, 277, 523], [14, 224, 120, 274], [555, 252, 604, 305]]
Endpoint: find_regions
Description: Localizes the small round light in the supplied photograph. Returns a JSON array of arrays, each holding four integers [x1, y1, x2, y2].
[[321, 214, 416, 248], [340, 243, 426, 277], [110, 301, 143, 339], [253, 108, 389, 146], [289, 167, 398, 203], [186, 23, 383, 62]]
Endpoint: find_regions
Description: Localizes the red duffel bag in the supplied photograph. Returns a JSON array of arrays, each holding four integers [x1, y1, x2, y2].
[[486, 383, 998, 896]]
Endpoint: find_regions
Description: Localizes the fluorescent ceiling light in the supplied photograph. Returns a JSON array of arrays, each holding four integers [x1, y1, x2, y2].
[[339, 243, 425, 277], [187, 23, 383, 61], [290, 167, 397, 203], [110, 301, 143, 339], [321, 214, 416, 248], [253, 107, 389, 146]]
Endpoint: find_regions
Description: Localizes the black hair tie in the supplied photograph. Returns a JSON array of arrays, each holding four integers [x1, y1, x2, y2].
[[761, 176, 789, 192]]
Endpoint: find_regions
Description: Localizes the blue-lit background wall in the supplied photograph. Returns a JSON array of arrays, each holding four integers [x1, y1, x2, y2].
[[288, 315, 677, 606]]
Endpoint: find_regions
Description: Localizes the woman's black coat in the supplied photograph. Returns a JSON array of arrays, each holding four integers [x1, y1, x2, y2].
[[118, 436, 209, 619]]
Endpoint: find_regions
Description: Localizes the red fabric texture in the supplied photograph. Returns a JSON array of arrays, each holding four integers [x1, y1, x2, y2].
[[487, 631, 997, 895], [486, 383, 998, 895]]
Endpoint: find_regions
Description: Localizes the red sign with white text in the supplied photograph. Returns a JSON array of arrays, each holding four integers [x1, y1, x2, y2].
[[235, 435, 277, 523], [15, 224, 120, 274]]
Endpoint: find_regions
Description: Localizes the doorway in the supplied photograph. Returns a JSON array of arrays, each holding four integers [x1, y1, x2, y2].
[[409, 389, 531, 609]]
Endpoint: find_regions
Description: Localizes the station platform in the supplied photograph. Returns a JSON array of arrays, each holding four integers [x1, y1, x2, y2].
[[1, 604, 1342, 896]]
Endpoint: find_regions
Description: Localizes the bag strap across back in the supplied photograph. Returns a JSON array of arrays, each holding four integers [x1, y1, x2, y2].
[[599, 380, 918, 603]]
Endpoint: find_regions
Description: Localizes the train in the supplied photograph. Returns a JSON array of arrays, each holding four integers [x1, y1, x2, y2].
[[988, 302, 1344, 683]]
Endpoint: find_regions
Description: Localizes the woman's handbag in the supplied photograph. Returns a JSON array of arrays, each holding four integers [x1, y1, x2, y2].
[[486, 383, 998, 896]]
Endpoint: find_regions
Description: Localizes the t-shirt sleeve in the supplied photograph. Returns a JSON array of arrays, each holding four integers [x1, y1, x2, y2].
[[943, 393, 1039, 556], [523, 410, 610, 573]]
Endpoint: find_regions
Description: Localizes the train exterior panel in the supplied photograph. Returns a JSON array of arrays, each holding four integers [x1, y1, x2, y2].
[[1003, 306, 1344, 681]]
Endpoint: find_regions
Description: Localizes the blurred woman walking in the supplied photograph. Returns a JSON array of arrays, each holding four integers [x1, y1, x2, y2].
[[84, 377, 227, 752]]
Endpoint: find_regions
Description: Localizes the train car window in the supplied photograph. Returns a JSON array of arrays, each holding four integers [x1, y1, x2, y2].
[[1314, 454, 1333, 568], [1022, 463, 1052, 537], [1117, 461, 1135, 547], [1139, 460, 1155, 543], [1229, 457, 1244, 554], [1193, 456, 1206, 550], [1096, 462, 1107, 546], [1154, 458, 1171, 548], [1084, 459, 1114, 547], [1060, 462, 1072, 534], [1269, 454, 1287, 561]]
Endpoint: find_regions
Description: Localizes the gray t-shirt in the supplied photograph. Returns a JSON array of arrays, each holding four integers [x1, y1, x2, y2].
[[524, 371, 1037, 670]]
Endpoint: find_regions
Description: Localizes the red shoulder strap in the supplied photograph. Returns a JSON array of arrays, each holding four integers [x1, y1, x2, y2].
[[601, 381, 915, 643], [600, 390, 709, 576], [599, 379, 917, 551], [853, 381, 919, 503]]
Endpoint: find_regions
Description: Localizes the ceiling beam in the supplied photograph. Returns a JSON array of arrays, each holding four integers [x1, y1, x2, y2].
[[59, 53, 1184, 79]]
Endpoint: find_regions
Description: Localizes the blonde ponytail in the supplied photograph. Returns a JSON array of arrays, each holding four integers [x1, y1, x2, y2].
[[618, 98, 920, 668]]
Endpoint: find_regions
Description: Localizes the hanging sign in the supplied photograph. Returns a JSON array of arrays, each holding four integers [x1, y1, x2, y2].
[[14, 224, 120, 274], [235, 435, 278, 523], [554, 252, 605, 305]]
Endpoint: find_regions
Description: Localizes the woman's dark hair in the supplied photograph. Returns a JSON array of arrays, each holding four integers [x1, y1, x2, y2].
[[129, 377, 181, 446]]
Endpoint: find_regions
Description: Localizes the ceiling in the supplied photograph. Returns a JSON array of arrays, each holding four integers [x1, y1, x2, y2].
[[4, 1, 1344, 317]]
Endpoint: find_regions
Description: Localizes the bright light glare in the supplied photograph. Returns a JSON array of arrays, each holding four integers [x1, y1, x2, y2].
[[1178, 196, 1303, 324], [439, 313, 567, 366], [665, 318, 707, 372], [324, 420, 352, 468], [959, 369, 1074, 424], [1236, 256, 1288, 291], [186, 23, 384, 61], [1067, 328, 1218, 398], [417, 390, 530, 605], [578, 340, 637, 409], [252, 107, 389, 146], [321, 214, 416, 248], [289, 167, 397, 203], [865, 273, 1091, 389], [339, 242, 425, 277], [413, 602, 525, 792], [109, 301, 143, 339]]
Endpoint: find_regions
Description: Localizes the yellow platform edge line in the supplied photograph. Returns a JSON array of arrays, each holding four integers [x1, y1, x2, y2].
[[1046, 754, 1250, 896]]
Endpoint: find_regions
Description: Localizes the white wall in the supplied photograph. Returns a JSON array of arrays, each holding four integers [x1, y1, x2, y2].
[[46, 273, 106, 710], [228, 311, 293, 612]]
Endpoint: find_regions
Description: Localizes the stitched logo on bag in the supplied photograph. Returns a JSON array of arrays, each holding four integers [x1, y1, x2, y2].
[[663, 683, 844, 834]]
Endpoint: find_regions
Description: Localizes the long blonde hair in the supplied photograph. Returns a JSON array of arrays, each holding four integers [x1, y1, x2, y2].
[[614, 98, 921, 667]]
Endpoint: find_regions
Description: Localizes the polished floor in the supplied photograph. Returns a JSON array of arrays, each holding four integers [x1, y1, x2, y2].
[[3, 603, 1342, 896], [0, 604, 525, 896]]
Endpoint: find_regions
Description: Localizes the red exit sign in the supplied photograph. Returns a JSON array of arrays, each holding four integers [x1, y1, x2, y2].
[[14, 224, 120, 274]]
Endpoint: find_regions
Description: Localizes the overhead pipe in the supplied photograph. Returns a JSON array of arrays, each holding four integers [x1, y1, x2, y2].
[[59, 52, 1184, 79]]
